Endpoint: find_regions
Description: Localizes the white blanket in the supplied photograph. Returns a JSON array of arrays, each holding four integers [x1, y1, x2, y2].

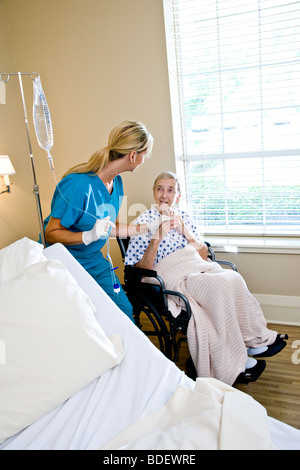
[[1, 241, 299, 450], [155, 245, 277, 385], [100, 378, 275, 450]]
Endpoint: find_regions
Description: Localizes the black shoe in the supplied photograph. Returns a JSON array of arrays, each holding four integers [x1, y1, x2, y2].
[[185, 356, 197, 380], [234, 359, 266, 385], [252, 334, 288, 358]]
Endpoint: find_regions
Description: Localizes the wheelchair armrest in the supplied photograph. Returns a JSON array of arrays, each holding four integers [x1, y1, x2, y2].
[[125, 266, 191, 322], [214, 259, 237, 271], [205, 241, 237, 271], [124, 265, 169, 313], [204, 241, 216, 261], [124, 265, 167, 289], [125, 265, 158, 278], [164, 290, 192, 320]]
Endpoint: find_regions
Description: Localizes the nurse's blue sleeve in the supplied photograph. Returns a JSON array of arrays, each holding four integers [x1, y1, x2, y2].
[[50, 177, 88, 229]]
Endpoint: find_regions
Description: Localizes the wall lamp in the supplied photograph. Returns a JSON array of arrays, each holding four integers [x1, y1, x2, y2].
[[0, 155, 16, 194]]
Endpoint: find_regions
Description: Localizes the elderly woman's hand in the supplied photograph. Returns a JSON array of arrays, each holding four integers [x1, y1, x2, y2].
[[196, 243, 208, 260], [175, 216, 209, 260], [155, 217, 175, 240], [173, 214, 186, 234]]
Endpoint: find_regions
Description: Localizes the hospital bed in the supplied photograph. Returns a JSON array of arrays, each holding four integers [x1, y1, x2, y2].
[[0, 237, 299, 450]]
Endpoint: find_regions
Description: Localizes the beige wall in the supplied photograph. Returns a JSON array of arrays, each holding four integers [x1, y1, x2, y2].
[[0, 0, 299, 321], [0, 0, 40, 246], [1, 0, 175, 241]]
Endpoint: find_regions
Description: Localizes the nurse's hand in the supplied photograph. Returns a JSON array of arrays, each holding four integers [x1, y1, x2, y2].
[[82, 216, 115, 245]]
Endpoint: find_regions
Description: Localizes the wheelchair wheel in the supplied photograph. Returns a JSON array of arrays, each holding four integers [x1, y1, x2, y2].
[[128, 292, 173, 360]]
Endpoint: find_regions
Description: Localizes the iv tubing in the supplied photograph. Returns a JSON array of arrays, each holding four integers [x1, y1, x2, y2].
[[50, 168, 120, 294]]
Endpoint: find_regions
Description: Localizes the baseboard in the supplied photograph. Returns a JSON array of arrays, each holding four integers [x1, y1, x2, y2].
[[254, 294, 300, 326]]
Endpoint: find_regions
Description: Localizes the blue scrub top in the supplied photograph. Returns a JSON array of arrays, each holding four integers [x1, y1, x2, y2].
[[44, 172, 124, 269]]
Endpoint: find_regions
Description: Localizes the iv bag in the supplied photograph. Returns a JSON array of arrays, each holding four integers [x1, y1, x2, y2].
[[33, 75, 54, 169]]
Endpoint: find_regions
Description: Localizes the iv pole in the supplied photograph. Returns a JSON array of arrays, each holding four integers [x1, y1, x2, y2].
[[0, 72, 46, 246]]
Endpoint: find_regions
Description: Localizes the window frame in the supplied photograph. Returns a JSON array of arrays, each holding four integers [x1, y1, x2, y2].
[[163, 0, 300, 238]]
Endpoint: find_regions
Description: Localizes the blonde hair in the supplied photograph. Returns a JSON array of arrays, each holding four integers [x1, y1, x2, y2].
[[153, 171, 181, 194], [62, 121, 153, 178]]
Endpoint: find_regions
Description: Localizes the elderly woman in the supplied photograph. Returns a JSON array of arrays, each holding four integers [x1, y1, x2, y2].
[[43, 121, 153, 323], [125, 171, 288, 385]]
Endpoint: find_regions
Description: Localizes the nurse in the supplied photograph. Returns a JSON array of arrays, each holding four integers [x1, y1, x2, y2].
[[43, 121, 153, 323]]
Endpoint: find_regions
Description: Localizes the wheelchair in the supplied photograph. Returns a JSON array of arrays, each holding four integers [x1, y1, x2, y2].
[[117, 236, 237, 379]]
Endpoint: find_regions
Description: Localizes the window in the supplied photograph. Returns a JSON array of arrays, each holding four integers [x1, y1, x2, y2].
[[163, 0, 300, 235]]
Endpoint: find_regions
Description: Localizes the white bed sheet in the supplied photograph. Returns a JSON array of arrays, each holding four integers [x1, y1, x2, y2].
[[1, 243, 299, 450]]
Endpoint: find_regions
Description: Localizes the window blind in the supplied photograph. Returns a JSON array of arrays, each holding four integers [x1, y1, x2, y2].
[[163, 0, 300, 235]]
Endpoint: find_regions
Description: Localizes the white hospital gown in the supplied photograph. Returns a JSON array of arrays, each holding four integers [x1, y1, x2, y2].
[[125, 207, 203, 267]]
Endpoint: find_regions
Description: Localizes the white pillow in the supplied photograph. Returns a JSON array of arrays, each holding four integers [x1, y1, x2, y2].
[[0, 237, 46, 283], [0, 259, 124, 443]]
